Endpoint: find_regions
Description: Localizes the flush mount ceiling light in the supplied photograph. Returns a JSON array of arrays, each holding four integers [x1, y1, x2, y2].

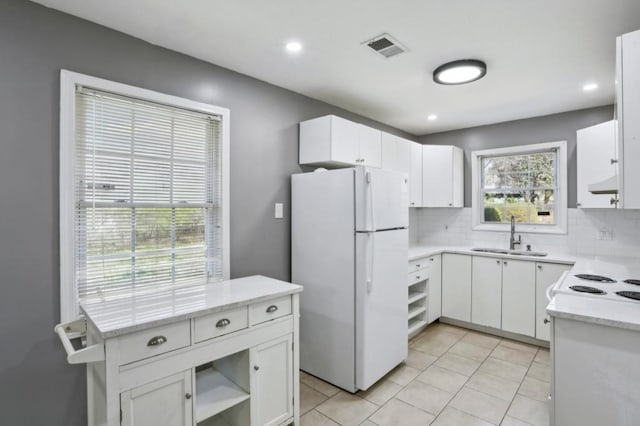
[[433, 59, 487, 85], [427, 114, 438, 121], [583, 83, 598, 91], [285, 41, 303, 53]]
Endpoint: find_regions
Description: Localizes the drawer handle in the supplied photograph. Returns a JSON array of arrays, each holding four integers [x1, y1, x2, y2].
[[266, 305, 278, 313], [415, 275, 421, 280], [416, 264, 421, 268], [429, 258, 434, 262], [147, 336, 167, 347], [216, 318, 231, 328]]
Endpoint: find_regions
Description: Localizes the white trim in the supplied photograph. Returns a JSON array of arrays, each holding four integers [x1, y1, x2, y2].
[[471, 141, 568, 235], [59, 70, 231, 322]]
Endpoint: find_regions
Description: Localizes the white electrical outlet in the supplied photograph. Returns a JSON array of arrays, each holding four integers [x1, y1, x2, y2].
[[274, 203, 284, 219]]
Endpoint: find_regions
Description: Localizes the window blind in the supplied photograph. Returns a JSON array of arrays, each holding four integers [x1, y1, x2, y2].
[[74, 87, 223, 302]]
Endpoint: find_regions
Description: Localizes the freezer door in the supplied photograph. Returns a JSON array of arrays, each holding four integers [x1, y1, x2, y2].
[[355, 167, 409, 231], [355, 229, 408, 391]]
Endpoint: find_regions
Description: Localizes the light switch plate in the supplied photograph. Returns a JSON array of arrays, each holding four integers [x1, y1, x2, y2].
[[275, 203, 284, 219]]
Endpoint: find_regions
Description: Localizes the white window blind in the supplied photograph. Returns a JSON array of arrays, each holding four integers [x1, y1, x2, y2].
[[74, 87, 223, 303]]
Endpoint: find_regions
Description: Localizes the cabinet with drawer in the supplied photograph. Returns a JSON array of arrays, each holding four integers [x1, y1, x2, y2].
[[57, 277, 301, 426], [407, 254, 441, 338]]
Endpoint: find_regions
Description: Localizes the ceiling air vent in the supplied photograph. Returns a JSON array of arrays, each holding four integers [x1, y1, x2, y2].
[[364, 34, 407, 58]]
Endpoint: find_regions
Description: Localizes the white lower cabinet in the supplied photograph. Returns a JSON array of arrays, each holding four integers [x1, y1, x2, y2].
[[407, 254, 441, 338], [501, 259, 536, 337], [471, 257, 502, 329], [427, 255, 442, 323], [535, 262, 571, 341], [442, 254, 472, 322], [250, 334, 293, 426], [121, 370, 193, 426]]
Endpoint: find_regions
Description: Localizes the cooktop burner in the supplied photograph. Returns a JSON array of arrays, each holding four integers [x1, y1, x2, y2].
[[623, 279, 640, 286], [570, 285, 606, 294], [574, 274, 616, 283], [616, 291, 640, 301]]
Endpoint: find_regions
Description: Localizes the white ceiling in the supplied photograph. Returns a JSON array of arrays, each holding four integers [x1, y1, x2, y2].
[[33, 0, 640, 135]]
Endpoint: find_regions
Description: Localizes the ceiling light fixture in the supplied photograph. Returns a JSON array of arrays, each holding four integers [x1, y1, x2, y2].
[[427, 114, 438, 121], [583, 83, 598, 92], [433, 59, 487, 85], [285, 41, 303, 53]]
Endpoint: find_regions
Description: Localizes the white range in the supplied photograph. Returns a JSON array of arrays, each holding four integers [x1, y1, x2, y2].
[[547, 258, 640, 426]]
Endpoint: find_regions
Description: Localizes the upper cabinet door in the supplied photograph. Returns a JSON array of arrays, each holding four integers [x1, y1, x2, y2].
[[409, 142, 423, 207], [619, 30, 640, 209], [381, 133, 411, 173], [576, 120, 616, 208], [358, 124, 382, 168], [422, 145, 463, 207], [299, 115, 359, 167]]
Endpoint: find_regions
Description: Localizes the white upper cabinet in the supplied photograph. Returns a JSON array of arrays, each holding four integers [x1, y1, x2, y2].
[[577, 120, 617, 208], [299, 115, 381, 168], [617, 29, 640, 209], [381, 132, 410, 173], [409, 142, 423, 207], [422, 145, 464, 207]]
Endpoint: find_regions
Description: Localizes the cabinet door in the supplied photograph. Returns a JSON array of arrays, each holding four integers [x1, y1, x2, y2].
[[535, 262, 571, 341], [471, 257, 502, 329], [331, 116, 360, 165], [409, 142, 423, 207], [121, 370, 192, 426], [620, 30, 640, 209], [251, 334, 293, 426], [427, 255, 442, 323], [422, 146, 453, 207], [441, 254, 472, 322], [501, 259, 536, 337], [576, 121, 616, 208], [358, 124, 382, 168]]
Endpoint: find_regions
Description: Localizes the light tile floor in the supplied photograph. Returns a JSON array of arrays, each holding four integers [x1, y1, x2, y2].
[[300, 322, 550, 426]]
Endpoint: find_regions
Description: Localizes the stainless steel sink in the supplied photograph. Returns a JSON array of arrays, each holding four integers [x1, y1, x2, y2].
[[471, 248, 548, 257]]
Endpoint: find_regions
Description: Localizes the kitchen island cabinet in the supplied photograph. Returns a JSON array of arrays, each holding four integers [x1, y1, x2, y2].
[[56, 276, 302, 426]]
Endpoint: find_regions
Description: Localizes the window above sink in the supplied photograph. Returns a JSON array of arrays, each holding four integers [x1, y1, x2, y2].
[[471, 141, 568, 235]]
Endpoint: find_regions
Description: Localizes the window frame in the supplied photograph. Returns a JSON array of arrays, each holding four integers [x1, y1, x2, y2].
[[471, 141, 567, 235], [59, 70, 230, 322]]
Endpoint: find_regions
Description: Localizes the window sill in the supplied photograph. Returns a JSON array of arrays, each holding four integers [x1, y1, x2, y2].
[[472, 223, 567, 235]]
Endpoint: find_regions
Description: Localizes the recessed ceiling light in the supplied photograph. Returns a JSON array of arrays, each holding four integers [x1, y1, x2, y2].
[[433, 59, 487, 85], [285, 41, 302, 53], [427, 114, 438, 121], [583, 83, 598, 92]]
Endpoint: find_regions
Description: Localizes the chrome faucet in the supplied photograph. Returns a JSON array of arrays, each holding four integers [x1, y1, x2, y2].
[[510, 215, 521, 250]]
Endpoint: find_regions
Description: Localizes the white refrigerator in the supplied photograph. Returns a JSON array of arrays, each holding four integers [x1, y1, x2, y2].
[[291, 166, 409, 392]]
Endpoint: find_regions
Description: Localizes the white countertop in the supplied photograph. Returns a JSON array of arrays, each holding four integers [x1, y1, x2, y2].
[[409, 244, 577, 264], [410, 243, 640, 330], [81, 275, 303, 338]]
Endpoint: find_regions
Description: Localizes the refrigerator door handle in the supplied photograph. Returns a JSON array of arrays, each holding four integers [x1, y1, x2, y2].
[[366, 232, 374, 293], [366, 171, 376, 231]]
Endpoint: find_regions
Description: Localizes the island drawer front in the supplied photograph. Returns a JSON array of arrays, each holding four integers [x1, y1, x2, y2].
[[408, 257, 435, 274], [193, 306, 249, 343], [250, 296, 292, 326], [117, 320, 191, 365]]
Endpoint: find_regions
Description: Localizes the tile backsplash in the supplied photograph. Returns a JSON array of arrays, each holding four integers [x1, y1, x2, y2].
[[410, 208, 640, 259]]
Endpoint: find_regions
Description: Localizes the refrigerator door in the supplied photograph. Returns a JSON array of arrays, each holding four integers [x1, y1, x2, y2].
[[291, 168, 358, 392], [355, 167, 409, 232], [355, 228, 408, 391]]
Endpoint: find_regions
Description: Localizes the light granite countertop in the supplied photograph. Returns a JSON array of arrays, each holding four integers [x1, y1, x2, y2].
[[81, 275, 303, 338]]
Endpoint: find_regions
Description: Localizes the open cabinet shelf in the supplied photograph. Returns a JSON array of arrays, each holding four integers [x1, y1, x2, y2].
[[408, 318, 427, 337], [195, 367, 250, 423], [408, 291, 426, 305]]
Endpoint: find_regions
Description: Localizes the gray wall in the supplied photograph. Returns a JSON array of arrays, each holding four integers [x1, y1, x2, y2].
[[0, 1, 413, 424], [419, 106, 614, 208]]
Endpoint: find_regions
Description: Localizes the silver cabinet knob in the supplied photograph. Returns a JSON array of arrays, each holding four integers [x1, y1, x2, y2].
[[544, 318, 550, 324], [254, 365, 260, 371], [216, 318, 231, 328], [147, 336, 167, 346], [496, 260, 500, 264], [503, 261, 508, 265], [611, 158, 618, 164], [185, 393, 192, 400], [538, 265, 543, 270], [266, 305, 278, 313]]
